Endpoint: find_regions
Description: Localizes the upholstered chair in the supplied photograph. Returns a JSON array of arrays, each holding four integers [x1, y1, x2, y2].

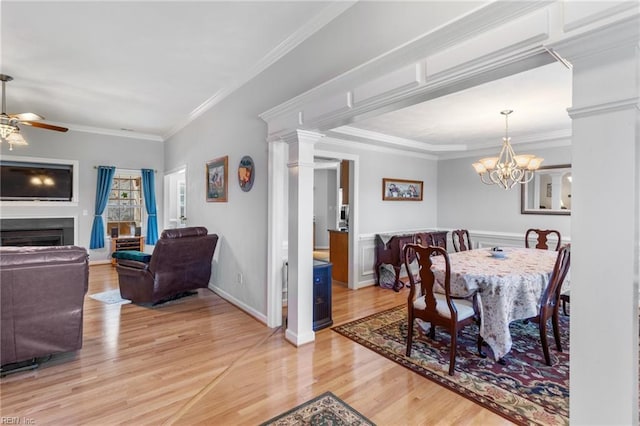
[[116, 227, 218, 304]]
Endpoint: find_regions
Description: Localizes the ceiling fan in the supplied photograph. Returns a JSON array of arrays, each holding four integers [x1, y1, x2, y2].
[[1, 74, 68, 150]]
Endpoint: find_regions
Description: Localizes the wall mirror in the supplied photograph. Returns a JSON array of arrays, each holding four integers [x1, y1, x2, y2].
[[521, 164, 571, 215]]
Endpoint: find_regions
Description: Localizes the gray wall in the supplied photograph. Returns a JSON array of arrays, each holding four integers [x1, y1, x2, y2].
[[359, 150, 438, 234], [316, 141, 439, 235], [0, 126, 164, 262], [437, 144, 572, 237], [163, 1, 480, 315]]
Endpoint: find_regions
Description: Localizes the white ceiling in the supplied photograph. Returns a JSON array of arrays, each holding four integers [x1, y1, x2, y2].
[[328, 60, 573, 157], [1, 1, 572, 153], [1, 1, 346, 140]]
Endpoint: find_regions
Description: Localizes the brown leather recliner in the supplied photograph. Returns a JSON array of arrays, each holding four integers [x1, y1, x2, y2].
[[1, 245, 89, 369], [116, 227, 219, 304]]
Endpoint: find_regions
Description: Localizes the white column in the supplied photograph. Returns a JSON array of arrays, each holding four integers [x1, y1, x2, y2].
[[550, 173, 562, 211], [283, 130, 323, 346], [533, 173, 541, 209], [551, 18, 639, 425], [266, 139, 287, 328]]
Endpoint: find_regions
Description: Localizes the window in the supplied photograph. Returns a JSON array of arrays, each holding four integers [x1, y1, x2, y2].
[[106, 172, 144, 237]]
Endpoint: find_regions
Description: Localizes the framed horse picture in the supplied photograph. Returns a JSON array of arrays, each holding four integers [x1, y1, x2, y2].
[[206, 156, 228, 202]]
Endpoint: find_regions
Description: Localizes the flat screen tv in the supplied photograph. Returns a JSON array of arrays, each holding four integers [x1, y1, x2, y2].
[[0, 160, 74, 201]]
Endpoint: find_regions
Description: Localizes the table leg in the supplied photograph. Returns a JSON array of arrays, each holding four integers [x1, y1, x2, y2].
[[477, 335, 487, 358]]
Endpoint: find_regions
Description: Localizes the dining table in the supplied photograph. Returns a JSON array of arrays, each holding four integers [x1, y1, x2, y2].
[[430, 247, 557, 361]]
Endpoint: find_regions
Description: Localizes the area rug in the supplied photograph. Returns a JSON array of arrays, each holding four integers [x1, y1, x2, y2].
[[260, 391, 375, 426], [89, 289, 131, 305], [333, 306, 569, 426]]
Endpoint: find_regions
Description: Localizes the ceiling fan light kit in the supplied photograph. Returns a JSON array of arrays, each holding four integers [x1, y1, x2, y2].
[[471, 110, 544, 190], [0, 74, 68, 151]]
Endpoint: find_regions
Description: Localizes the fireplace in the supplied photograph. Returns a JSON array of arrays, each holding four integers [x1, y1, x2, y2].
[[0, 218, 74, 246]]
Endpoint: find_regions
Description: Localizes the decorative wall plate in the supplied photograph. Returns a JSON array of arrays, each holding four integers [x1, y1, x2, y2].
[[238, 155, 255, 192]]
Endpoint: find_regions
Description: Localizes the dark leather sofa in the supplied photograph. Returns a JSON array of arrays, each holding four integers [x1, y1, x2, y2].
[[116, 227, 219, 304], [1, 245, 89, 371]]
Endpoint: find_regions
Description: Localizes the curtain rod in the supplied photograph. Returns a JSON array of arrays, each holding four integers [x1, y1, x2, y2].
[[94, 166, 157, 173]]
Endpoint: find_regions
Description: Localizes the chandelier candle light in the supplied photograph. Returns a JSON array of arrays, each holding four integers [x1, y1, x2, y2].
[[472, 110, 543, 190]]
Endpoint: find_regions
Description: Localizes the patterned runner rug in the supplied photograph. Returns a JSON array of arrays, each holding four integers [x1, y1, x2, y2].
[[260, 391, 375, 426], [333, 306, 569, 426]]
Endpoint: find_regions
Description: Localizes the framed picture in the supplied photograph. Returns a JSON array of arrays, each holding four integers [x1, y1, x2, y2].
[[206, 156, 228, 202], [237, 155, 255, 192], [382, 178, 423, 201]]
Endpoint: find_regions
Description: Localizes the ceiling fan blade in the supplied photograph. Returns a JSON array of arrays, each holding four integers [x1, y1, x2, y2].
[[21, 121, 69, 132], [11, 112, 45, 121]]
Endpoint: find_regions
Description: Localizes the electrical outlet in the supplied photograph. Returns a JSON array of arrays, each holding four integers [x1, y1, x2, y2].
[[237, 273, 243, 285]]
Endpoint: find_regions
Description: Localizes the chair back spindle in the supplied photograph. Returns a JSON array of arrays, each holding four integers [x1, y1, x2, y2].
[[451, 229, 471, 252]]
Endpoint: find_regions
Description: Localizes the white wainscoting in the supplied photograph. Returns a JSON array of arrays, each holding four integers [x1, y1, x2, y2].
[[357, 228, 570, 288]]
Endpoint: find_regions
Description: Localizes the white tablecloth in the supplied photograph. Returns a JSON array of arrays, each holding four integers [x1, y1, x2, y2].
[[431, 247, 557, 360]]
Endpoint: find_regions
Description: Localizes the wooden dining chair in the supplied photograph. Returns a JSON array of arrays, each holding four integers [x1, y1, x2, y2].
[[403, 243, 480, 375], [560, 290, 570, 316], [527, 244, 571, 366], [451, 229, 472, 252], [525, 228, 561, 251]]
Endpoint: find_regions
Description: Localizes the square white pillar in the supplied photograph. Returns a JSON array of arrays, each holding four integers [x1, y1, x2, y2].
[[284, 130, 323, 346]]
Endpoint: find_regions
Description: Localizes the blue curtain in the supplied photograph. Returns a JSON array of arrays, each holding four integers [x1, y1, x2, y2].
[[89, 166, 116, 249], [141, 168, 159, 245]]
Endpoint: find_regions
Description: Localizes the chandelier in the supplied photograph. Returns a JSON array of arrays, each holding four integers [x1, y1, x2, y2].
[[0, 75, 28, 151], [472, 110, 543, 190]]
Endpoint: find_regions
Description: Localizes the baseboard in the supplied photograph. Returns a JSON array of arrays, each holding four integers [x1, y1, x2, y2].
[[208, 283, 268, 326], [89, 259, 111, 266]]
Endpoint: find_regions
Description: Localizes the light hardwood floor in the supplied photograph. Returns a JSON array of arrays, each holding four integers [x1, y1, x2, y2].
[[0, 264, 512, 425]]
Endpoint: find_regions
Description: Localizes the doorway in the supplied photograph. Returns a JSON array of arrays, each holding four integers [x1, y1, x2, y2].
[[314, 151, 358, 290], [313, 158, 340, 262], [163, 167, 187, 230]]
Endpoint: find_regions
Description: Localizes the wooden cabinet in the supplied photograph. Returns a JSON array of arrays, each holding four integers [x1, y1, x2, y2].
[[111, 236, 145, 265], [313, 260, 333, 331], [329, 230, 348, 283], [374, 231, 448, 290]]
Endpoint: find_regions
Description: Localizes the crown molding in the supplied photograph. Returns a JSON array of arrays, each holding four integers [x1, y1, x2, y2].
[[163, 1, 356, 141], [328, 126, 571, 159], [260, 1, 551, 124], [568, 97, 640, 119], [38, 121, 163, 142], [547, 12, 640, 63], [278, 129, 324, 145], [261, 14, 556, 139], [437, 130, 572, 160], [318, 136, 438, 161], [506, 128, 572, 146], [313, 161, 340, 170], [261, 1, 636, 146], [330, 126, 467, 152], [562, 0, 638, 34]]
